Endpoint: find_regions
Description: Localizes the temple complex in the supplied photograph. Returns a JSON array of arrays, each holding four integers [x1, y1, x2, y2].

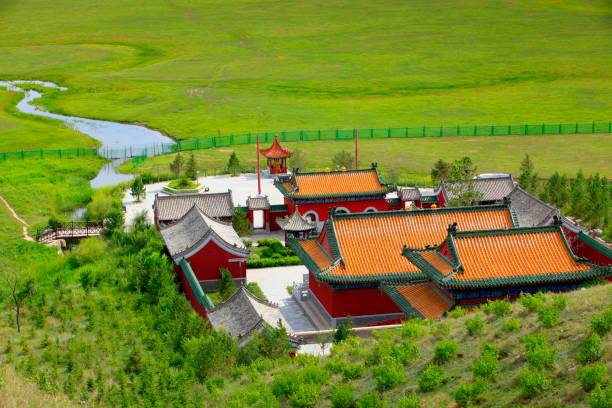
[[260, 135, 292, 174], [289, 204, 517, 326]]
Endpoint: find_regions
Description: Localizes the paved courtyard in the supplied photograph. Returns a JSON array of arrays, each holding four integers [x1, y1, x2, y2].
[[246, 265, 314, 333], [123, 172, 284, 226]]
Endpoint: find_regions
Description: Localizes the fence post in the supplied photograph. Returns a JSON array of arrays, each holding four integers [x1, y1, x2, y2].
[[575, 123, 578, 134], [387, 128, 391, 138], [405, 127, 408, 137], [300, 130, 304, 141], [318, 129, 321, 140], [21, 150, 24, 159], [58, 150, 61, 159], [230, 134, 234, 145], [541, 123, 544, 134], [592, 121, 595, 133], [422, 126, 425, 137], [609, 122, 611, 133], [457, 125, 460, 136], [491, 125, 494, 135], [40, 150, 43, 158], [370, 128, 373, 138], [508, 124, 511, 135], [440, 126, 443, 137], [336, 129, 339, 139], [473, 125, 477, 136]]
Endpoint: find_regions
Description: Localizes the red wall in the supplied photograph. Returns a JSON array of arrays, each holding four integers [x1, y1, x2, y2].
[[295, 198, 389, 222], [185, 240, 247, 282], [309, 274, 402, 318], [176, 264, 208, 318], [563, 226, 612, 267]]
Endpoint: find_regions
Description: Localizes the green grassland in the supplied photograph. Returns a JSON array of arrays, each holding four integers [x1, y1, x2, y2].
[[0, 89, 98, 151], [119, 133, 612, 180], [0, 0, 610, 141]]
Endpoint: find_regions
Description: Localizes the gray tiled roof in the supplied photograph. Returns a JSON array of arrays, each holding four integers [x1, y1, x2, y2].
[[508, 186, 558, 227], [207, 287, 292, 340], [247, 196, 270, 210], [443, 175, 515, 202], [160, 205, 248, 259], [398, 187, 421, 201], [154, 191, 234, 222], [276, 212, 316, 232]]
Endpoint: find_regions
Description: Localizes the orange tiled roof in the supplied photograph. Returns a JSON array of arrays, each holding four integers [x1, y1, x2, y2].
[[394, 284, 452, 319], [290, 205, 515, 284], [402, 226, 607, 289], [276, 167, 392, 198], [421, 251, 454, 277], [260, 135, 292, 159], [297, 241, 332, 271]]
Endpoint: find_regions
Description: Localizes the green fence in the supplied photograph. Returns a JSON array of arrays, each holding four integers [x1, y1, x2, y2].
[[1, 120, 610, 162], [0, 147, 99, 161], [174, 121, 612, 153]]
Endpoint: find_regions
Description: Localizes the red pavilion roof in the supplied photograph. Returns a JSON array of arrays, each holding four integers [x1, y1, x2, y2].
[[260, 135, 292, 159]]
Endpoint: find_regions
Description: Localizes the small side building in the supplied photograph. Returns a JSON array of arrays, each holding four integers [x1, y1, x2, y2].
[[207, 286, 300, 347], [153, 191, 234, 227], [160, 204, 249, 290], [439, 175, 516, 206], [260, 135, 292, 174]]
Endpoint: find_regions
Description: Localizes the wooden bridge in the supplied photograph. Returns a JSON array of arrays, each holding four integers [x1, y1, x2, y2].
[[36, 221, 104, 242]]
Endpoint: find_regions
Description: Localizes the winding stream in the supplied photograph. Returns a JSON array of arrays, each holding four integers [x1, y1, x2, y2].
[[0, 80, 175, 188]]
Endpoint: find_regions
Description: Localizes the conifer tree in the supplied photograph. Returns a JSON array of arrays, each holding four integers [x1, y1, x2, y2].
[[219, 267, 236, 300], [185, 153, 198, 180], [130, 176, 146, 202], [170, 152, 184, 179], [227, 152, 241, 176]]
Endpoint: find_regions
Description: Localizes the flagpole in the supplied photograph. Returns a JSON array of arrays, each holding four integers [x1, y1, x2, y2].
[[256, 134, 262, 195], [355, 128, 358, 169]]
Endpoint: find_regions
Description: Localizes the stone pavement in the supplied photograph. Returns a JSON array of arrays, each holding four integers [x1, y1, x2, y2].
[[246, 265, 315, 333], [123, 172, 284, 226]]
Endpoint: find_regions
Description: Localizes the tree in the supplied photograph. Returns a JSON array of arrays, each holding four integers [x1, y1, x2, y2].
[[334, 315, 354, 343], [170, 152, 184, 179], [232, 209, 250, 236], [289, 149, 308, 171], [186, 153, 198, 180], [227, 152, 241, 176], [130, 176, 146, 202], [431, 159, 450, 183], [332, 150, 355, 170], [219, 267, 237, 300], [518, 154, 539, 193], [0, 267, 34, 332], [569, 170, 588, 218], [446, 157, 483, 206]]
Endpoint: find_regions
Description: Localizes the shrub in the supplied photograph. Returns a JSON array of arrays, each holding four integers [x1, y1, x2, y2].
[[448, 307, 467, 318], [300, 364, 330, 385], [482, 299, 512, 317], [578, 363, 609, 392], [520, 368, 550, 397], [219, 267, 236, 300], [473, 343, 499, 380], [520, 292, 546, 312], [433, 322, 451, 337], [286, 285, 293, 295], [434, 340, 458, 364], [455, 379, 488, 407], [289, 383, 320, 408], [372, 357, 405, 390], [503, 317, 521, 332], [330, 384, 353, 408], [591, 307, 612, 336], [578, 333, 603, 364], [524, 333, 556, 370], [245, 282, 267, 300], [537, 306, 559, 328], [552, 294, 568, 311], [365, 339, 394, 366], [242, 239, 252, 248], [589, 385, 612, 408], [334, 316, 354, 344], [419, 364, 444, 392], [356, 391, 384, 408], [205, 376, 225, 393], [400, 319, 426, 339], [393, 341, 420, 365], [342, 362, 365, 380], [465, 315, 485, 336], [271, 371, 298, 398], [398, 392, 421, 408], [74, 237, 106, 265]]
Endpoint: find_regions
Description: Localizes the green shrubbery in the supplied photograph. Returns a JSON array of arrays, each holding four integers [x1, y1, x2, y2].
[[398, 392, 421, 408], [520, 368, 551, 397], [577, 333, 603, 364], [247, 239, 302, 268], [503, 317, 521, 333], [434, 340, 458, 364], [482, 298, 511, 317], [465, 315, 485, 336], [454, 378, 487, 407], [419, 364, 444, 392], [591, 307, 612, 336], [589, 385, 612, 408], [372, 357, 405, 390], [578, 363, 609, 392], [290, 383, 320, 408], [472, 343, 499, 380], [356, 391, 384, 408], [330, 384, 353, 408]]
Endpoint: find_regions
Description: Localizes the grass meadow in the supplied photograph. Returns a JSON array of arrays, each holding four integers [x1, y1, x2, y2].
[[0, 0, 610, 142], [119, 133, 612, 181]]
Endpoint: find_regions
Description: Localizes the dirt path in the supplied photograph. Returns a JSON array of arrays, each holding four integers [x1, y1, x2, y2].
[[0, 194, 35, 242]]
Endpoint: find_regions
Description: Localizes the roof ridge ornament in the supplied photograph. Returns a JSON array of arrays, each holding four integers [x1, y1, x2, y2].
[[552, 215, 562, 226], [447, 222, 458, 235], [371, 162, 378, 169], [503, 196, 511, 206]]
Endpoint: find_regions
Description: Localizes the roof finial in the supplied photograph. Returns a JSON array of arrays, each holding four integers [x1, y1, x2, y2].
[[552, 215, 562, 226], [447, 222, 458, 235], [503, 196, 511, 206], [328, 207, 337, 219], [371, 162, 378, 169], [293, 167, 299, 174]]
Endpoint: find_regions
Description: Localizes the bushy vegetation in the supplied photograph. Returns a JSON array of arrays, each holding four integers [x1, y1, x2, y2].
[[247, 239, 302, 268]]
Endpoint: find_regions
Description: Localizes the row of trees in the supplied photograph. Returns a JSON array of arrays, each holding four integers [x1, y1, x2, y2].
[[430, 155, 611, 239]]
